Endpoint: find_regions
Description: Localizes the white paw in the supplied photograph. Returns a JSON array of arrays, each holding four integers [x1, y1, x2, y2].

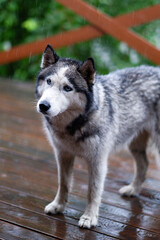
[[44, 201, 65, 215], [78, 214, 98, 228], [119, 184, 140, 197]]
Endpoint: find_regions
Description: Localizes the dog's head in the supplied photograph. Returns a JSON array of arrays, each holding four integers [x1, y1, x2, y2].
[[36, 45, 96, 117]]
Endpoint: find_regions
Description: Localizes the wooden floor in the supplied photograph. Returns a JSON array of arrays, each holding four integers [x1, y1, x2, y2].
[[0, 79, 160, 240]]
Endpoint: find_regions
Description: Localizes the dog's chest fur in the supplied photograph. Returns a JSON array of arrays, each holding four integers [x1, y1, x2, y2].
[[43, 115, 101, 157]]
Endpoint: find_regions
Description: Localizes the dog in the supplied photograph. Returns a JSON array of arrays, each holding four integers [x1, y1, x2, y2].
[[36, 44, 160, 228]]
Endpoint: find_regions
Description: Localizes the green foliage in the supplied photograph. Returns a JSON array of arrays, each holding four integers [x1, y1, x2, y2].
[[0, 0, 160, 81], [22, 19, 39, 32]]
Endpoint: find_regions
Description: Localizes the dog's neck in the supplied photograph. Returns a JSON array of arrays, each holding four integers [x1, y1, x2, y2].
[[44, 108, 81, 131]]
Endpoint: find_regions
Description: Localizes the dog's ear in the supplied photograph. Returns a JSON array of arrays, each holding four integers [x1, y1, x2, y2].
[[78, 58, 96, 85], [41, 45, 59, 69]]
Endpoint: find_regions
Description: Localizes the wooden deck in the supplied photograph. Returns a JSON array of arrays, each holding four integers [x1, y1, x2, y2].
[[0, 79, 160, 240]]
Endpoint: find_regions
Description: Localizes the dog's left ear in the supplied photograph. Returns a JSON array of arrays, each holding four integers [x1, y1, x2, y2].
[[41, 45, 59, 69], [78, 58, 96, 85]]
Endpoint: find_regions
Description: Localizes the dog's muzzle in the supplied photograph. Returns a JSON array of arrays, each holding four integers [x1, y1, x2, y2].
[[39, 100, 50, 114]]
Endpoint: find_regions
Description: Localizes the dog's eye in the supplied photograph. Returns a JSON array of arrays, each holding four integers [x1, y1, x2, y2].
[[63, 85, 73, 92], [47, 79, 52, 85]]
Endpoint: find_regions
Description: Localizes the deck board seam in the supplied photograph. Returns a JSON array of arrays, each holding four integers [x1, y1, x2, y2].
[[0, 218, 62, 240], [1, 197, 160, 236], [0, 201, 122, 239], [1, 184, 160, 221]]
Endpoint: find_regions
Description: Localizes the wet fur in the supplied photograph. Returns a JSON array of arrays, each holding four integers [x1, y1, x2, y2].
[[36, 45, 160, 228]]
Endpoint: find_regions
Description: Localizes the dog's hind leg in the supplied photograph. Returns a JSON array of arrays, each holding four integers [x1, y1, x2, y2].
[[45, 151, 74, 214], [119, 130, 149, 197]]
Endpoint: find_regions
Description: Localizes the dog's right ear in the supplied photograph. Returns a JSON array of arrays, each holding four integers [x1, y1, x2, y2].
[[40, 45, 59, 69], [78, 58, 96, 86]]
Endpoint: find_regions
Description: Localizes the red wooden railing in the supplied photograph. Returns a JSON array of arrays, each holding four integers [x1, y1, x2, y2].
[[0, 0, 160, 65]]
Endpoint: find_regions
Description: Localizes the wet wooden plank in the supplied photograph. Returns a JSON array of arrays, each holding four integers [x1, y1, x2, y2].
[[1, 188, 160, 240], [0, 203, 157, 240], [0, 220, 56, 240], [1, 185, 160, 235], [1, 149, 160, 224], [0, 148, 160, 202], [1, 141, 159, 200], [0, 202, 115, 240]]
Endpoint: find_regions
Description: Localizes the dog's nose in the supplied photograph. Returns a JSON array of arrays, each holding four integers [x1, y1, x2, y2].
[[39, 101, 50, 113]]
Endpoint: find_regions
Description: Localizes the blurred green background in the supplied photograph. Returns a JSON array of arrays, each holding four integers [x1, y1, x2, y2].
[[0, 0, 160, 81]]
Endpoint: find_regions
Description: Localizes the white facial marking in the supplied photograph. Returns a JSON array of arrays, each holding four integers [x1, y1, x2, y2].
[[37, 87, 69, 116], [37, 66, 71, 116], [57, 66, 68, 79]]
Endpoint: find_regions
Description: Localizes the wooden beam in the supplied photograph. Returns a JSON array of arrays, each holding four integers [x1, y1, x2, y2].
[[115, 4, 160, 27], [0, 3, 160, 65], [57, 0, 160, 64], [0, 26, 101, 65]]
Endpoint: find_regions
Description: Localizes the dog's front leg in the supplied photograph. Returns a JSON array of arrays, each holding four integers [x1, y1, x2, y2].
[[79, 155, 108, 228], [45, 151, 74, 215]]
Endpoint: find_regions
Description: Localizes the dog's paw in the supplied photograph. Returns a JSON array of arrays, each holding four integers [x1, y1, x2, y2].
[[78, 214, 98, 229], [44, 201, 65, 215], [119, 184, 140, 197]]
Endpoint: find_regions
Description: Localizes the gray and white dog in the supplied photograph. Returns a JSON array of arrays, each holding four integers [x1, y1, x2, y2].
[[36, 45, 160, 228]]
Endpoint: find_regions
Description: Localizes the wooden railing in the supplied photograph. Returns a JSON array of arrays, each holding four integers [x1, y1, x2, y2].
[[0, 0, 160, 65]]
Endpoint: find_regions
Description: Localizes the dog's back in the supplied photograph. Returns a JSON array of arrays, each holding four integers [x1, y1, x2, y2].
[[97, 65, 160, 148]]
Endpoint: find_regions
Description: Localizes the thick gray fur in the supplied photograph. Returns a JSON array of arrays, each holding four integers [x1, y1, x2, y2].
[[36, 45, 160, 229]]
